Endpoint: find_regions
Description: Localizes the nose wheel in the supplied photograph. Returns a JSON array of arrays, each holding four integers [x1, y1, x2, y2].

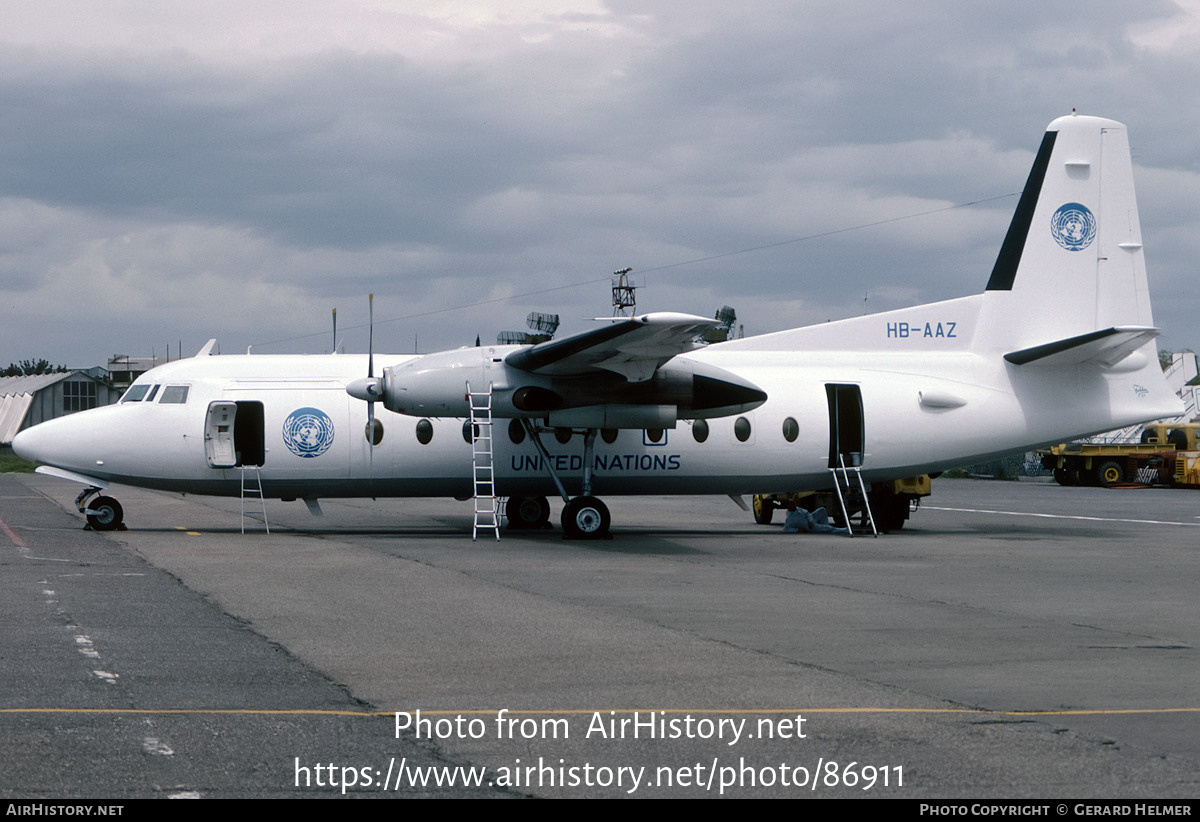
[[75, 488, 125, 531], [561, 495, 611, 540]]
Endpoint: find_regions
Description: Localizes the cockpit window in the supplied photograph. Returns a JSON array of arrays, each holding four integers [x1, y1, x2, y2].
[[121, 385, 150, 403], [145, 384, 160, 402], [159, 385, 190, 404]]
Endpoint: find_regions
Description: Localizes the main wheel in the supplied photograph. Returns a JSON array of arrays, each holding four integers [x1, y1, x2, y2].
[[752, 494, 775, 525], [86, 496, 124, 531], [561, 496, 610, 539], [1096, 460, 1124, 486], [506, 496, 551, 529], [873, 494, 908, 533]]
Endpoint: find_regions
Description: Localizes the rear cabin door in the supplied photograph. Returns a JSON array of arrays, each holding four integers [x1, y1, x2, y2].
[[825, 384, 864, 469]]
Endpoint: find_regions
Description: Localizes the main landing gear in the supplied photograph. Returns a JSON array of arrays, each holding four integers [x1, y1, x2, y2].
[[560, 495, 611, 539], [75, 487, 126, 531], [517, 421, 613, 540], [504, 495, 552, 529]]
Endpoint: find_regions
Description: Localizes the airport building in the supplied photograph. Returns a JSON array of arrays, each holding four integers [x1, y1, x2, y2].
[[0, 371, 122, 446]]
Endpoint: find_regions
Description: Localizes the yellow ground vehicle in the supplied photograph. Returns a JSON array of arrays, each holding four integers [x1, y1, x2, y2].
[[1039, 423, 1200, 487], [752, 475, 932, 533]]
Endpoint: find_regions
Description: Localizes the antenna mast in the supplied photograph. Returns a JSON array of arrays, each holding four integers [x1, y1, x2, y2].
[[611, 268, 636, 317]]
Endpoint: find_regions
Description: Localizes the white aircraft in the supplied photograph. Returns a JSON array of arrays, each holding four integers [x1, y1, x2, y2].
[[12, 114, 1182, 538]]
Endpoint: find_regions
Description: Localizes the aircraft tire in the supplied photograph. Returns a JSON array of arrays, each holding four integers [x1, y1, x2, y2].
[[875, 495, 908, 533], [506, 496, 551, 529], [752, 495, 775, 525], [86, 496, 124, 531], [561, 496, 610, 539]]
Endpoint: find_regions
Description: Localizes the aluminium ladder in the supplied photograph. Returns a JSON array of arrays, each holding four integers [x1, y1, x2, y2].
[[468, 383, 500, 541], [240, 465, 270, 534], [830, 454, 877, 537]]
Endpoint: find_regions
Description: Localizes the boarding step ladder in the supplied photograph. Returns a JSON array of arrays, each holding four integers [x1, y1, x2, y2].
[[468, 383, 500, 541], [830, 454, 877, 537], [240, 465, 270, 534]]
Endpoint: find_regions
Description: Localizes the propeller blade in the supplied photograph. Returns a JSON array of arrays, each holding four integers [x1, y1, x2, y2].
[[367, 401, 375, 470], [362, 293, 382, 450]]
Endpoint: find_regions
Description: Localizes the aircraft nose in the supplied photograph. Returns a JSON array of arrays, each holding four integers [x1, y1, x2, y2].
[[11, 423, 47, 463], [11, 412, 95, 468]]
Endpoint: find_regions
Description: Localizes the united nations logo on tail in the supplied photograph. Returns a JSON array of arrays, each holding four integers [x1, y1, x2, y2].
[[282, 407, 335, 458], [1050, 202, 1096, 251]]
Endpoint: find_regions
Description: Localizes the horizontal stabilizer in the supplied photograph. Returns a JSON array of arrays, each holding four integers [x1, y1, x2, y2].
[[506, 312, 717, 382], [1004, 326, 1159, 367]]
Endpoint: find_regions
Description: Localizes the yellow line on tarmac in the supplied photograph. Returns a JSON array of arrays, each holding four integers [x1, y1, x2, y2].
[[3, 707, 1199, 718]]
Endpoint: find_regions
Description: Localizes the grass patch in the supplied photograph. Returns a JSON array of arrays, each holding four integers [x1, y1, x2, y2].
[[0, 450, 37, 473]]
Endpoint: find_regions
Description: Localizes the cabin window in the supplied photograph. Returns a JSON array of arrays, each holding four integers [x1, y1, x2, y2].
[[416, 419, 434, 445], [554, 427, 572, 444], [601, 428, 618, 444], [508, 419, 526, 444], [121, 384, 150, 403], [462, 420, 479, 443], [63, 381, 97, 413], [782, 417, 799, 443], [734, 417, 751, 443], [645, 428, 664, 444], [692, 419, 709, 443], [367, 418, 384, 446], [159, 385, 190, 404]]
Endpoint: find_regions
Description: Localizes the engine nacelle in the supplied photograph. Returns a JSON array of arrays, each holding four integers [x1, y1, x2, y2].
[[359, 346, 767, 424]]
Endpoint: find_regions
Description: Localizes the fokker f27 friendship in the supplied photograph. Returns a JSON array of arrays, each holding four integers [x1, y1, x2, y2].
[[13, 115, 1183, 537]]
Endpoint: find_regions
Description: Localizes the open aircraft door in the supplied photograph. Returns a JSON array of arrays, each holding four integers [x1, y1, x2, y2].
[[826, 384, 864, 468], [205, 401, 266, 468], [205, 402, 238, 468]]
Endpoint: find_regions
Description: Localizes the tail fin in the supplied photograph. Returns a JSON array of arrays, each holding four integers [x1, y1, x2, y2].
[[980, 114, 1155, 353], [716, 114, 1161, 364]]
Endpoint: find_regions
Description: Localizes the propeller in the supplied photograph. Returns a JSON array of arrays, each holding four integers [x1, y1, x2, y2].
[[347, 293, 385, 448]]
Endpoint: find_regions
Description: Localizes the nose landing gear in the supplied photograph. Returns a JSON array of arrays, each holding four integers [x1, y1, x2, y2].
[[75, 488, 125, 531]]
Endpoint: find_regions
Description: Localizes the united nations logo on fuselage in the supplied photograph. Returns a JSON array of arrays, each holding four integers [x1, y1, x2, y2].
[[1050, 202, 1096, 251], [282, 407, 335, 458]]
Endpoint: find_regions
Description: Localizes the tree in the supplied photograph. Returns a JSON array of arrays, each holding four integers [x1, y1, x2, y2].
[[1, 359, 68, 377]]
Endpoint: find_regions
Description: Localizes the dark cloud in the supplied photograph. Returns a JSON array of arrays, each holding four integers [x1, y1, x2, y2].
[[1, 1, 1198, 365]]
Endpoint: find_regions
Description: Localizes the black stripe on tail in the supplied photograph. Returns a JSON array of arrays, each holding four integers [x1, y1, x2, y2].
[[985, 130, 1058, 291]]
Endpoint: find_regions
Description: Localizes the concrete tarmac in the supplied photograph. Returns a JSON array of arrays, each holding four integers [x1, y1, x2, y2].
[[2, 473, 1199, 798]]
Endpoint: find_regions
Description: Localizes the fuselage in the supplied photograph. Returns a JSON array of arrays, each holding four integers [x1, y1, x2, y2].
[[11, 115, 1185, 527], [12, 302, 1181, 503]]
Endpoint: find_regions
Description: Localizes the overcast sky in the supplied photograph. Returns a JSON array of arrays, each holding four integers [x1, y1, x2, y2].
[[2, 1, 1199, 367]]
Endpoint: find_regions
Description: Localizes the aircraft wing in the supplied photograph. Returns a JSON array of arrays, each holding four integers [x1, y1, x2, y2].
[[1004, 326, 1160, 368], [506, 312, 719, 382]]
